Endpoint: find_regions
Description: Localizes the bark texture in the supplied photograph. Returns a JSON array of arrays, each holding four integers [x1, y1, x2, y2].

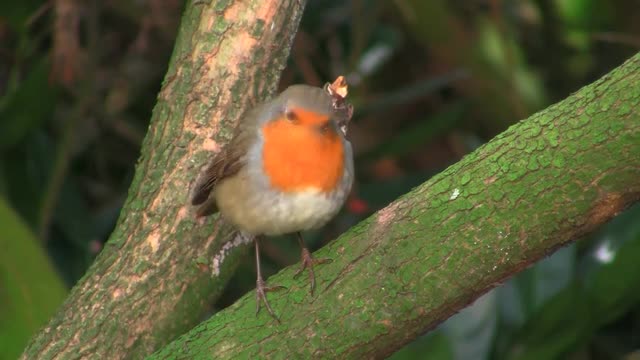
[[149, 53, 640, 359], [21, 1, 307, 359]]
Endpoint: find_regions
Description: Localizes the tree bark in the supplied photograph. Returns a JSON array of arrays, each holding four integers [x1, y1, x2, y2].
[[21, 1, 307, 359], [148, 53, 640, 358]]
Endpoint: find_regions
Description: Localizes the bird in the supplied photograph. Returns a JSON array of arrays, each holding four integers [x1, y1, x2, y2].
[[190, 83, 354, 321]]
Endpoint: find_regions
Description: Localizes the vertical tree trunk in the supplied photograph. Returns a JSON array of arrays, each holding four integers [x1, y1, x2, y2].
[[21, 1, 307, 359]]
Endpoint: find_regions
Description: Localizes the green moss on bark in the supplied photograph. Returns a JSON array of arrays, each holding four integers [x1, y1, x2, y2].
[[149, 53, 640, 359]]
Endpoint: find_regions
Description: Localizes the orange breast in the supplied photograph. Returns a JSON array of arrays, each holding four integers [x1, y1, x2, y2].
[[262, 116, 344, 193]]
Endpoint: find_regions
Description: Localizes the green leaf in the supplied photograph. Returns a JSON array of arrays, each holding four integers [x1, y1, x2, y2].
[[505, 205, 640, 359], [390, 331, 453, 360], [53, 177, 96, 249], [0, 196, 67, 359], [532, 245, 575, 308], [0, 57, 57, 149], [358, 102, 467, 163], [0, 131, 54, 226], [0, 0, 42, 30], [583, 208, 640, 325], [555, 0, 613, 29], [506, 283, 593, 360], [443, 291, 498, 360]]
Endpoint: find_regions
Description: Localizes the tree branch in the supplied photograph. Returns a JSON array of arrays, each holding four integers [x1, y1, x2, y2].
[[149, 53, 640, 358], [21, 1, 307, 359]]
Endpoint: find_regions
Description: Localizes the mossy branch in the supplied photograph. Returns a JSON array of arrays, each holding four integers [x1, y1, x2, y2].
[[21, 1, 307, 359], [149, 53, 640, 358]]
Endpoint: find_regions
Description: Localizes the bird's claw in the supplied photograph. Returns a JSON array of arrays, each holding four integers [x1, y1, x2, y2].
[[256, 278, 286, 323], [293, 248, 332, 296]]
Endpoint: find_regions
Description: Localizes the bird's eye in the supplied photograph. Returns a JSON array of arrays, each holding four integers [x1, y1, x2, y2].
[[285, 109, 299, 122], [319, 123, 330, 133]]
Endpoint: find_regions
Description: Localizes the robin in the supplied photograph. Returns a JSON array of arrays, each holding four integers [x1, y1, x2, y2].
[[191, 82, 354, 321]]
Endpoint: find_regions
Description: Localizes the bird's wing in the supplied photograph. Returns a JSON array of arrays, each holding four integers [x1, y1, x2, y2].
[[190, 148, 245, 206], [190, 103, 267, 213]]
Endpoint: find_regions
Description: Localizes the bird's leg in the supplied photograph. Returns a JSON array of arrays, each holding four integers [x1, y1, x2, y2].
[[254, 237, 286, 322], [293, 232, 332, 295]]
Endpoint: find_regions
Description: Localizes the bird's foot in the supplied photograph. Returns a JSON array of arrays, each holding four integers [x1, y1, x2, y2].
[[256, 277, 286, 323], [293, 247, 332, 296]]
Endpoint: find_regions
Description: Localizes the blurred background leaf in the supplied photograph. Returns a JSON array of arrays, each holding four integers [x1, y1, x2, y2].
[[0, 196, 66, 360], [0, 57, 56, 149], [1, 0, 640, 358]]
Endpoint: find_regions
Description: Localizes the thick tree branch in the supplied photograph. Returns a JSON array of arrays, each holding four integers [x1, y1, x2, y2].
[[149, 53, 640, 358], [21, 1, 307, 359]]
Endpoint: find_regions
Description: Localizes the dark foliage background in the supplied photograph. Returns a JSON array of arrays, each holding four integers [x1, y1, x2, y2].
[[1, 0, 639, 358]]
